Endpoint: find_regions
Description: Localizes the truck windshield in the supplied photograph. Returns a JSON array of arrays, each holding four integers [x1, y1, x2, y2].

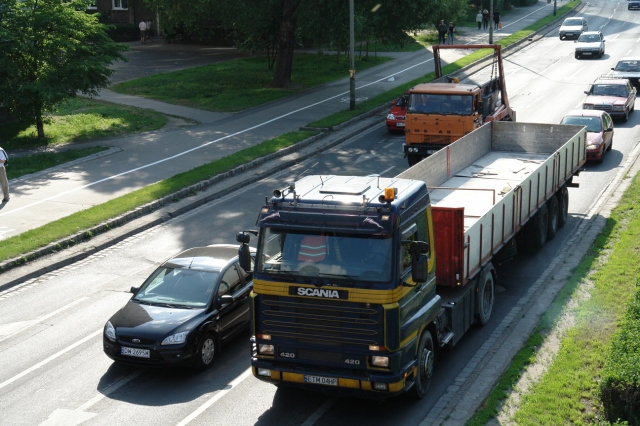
[[256, 228, 394, 285], [408, 93, 473, 115]]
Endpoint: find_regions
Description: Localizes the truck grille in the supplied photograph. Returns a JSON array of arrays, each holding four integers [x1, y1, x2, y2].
[[257, 296, 383, 347]]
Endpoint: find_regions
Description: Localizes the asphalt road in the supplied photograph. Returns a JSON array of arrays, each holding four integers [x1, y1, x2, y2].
[[2, 2, 640, 425]]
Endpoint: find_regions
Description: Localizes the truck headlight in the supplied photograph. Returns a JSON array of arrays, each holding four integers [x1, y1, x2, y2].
[[371, 356, 389, 367], [258, 344, 274, 355], [162, 331, 187, 345], [387, 114, 395, 120], [105, 321, 116, 342]]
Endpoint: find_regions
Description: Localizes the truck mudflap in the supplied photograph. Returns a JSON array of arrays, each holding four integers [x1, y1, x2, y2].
[[250, 359, 418, 400]]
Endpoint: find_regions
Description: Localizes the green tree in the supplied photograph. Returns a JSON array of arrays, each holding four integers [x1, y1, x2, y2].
[[0, 0, 128, 139]]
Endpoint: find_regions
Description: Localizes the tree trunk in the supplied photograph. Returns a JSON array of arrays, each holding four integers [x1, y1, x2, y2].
[[271, 0, 298, 88], [36, 109, 45, 139]]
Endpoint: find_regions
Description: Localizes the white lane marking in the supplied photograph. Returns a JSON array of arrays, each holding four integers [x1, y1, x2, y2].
[[0, 60, 436, 219], [175, 367, 252, 426], [379, 166, 396, 176], [39, 369, 145, 426], [0, 328, 102, 391], [300, 397, 337, 426], [564, 67, 585, 82], [610, 33, 621, 41], [383, 143, 393, 149], [0, 297, 89, 342]]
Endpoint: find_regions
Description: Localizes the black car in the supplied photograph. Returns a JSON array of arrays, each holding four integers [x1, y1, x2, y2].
[[103, 244, 254, 370]]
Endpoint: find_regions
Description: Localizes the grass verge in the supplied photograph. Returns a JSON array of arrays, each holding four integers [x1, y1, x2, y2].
[[468, 171, 640, 424], [0, 131, 316, 264], [0, 98, 168, 150], [6, 147, 110, 180], [110, 54, 392, 113]]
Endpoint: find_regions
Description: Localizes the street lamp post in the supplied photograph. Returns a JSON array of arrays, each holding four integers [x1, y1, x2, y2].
[[554, 0, 557, 16], [489, 0, 494, 44], [349, 0, 356, 111]]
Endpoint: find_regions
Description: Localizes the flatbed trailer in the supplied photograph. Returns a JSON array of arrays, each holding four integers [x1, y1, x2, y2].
[[236, 121, 587, 399]]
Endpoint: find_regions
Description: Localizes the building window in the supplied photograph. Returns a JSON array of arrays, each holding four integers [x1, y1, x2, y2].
[[112, 0, 127, 10]]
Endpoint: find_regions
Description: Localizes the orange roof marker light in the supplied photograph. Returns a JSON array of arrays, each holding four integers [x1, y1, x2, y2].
[[379, 187, 397, 204]]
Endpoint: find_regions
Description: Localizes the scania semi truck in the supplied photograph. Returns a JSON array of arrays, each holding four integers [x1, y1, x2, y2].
[[236, 121, 586, 399]]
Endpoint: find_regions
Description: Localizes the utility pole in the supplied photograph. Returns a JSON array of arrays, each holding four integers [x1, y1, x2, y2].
[[349, 0, 356, 111], [554, 0, 557, 16], [489, 0, 494, 44]]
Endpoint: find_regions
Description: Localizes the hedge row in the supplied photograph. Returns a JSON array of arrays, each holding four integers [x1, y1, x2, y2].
[[600, 278, 640, 424]]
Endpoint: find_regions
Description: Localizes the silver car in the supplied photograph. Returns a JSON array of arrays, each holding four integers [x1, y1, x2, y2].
[[575, 31, 605, 59], [611, 57, 640, 88], [559, 17, 588, 40]]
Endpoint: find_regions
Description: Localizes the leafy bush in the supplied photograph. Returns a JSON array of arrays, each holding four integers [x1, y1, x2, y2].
[[600, 278, 640, 425], [107, 24, 139, 42]]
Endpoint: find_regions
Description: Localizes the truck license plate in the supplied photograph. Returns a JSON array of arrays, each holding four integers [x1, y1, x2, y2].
[[121, 346, 150, 358], [304, 375, 338, 386]]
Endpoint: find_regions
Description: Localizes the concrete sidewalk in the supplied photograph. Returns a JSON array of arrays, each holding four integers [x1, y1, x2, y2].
[[0, 1, 567, 250]]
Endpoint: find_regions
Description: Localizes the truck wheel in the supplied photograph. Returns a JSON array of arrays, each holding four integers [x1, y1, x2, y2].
[[525, 203, 548, 250], [409, 331, 435, 399], [477, 268, 495, 326], [546, 196, 559, 241], [408, 154, 422, 167], [557, 186, 569, 228]]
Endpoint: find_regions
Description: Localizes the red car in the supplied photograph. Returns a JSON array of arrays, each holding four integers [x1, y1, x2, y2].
[[560, 109, 614, 163], [385, 93, 409, 133], [582, 76, 636, 121]]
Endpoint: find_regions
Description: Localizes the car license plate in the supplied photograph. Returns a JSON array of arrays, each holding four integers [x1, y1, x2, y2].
[[304, 375, 338, 386], [396, 122, 405, 127], [121, 346, 150, 358], [566, 33, 573, 36], [583, 52, 592, 55]]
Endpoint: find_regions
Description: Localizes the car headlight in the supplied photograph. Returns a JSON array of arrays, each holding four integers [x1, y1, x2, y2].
[[371, 356, 390, 367], [387, 114, 395, 120], [612, 105, 625, 111], [583, 104, 594, 110], [161, 331, 188, 345], [587, 144, 598, 150], [258, 344, 274, 355], [105, 321, 116, 342]]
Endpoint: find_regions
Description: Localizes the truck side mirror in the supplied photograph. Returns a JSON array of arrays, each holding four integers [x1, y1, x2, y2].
[[237, 232, 253, 271], [477, 100, 483, 113], [412, 255, 428, 283]]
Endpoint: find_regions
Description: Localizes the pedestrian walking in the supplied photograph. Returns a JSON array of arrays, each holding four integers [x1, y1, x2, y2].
[[476, 10, 483, 30], [493, 10, 501, 30], [138, 20, 147, 43], [438, 20, 448, 44], [483, 9, 489, 30], [146, 20, 153, 42], [0, 146, 9, 203], [448, 22, 456, 44]]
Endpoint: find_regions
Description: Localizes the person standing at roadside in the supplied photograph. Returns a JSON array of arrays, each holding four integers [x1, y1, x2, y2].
[[138, 19, 147, 44], [147, 20, 153, 42], [448, 22, 455, 44], [476, 10, 483, 30], [493, 10, 501, 30], [438, 20, 448, 44], [483, 9, 489, 30], [0, 146, 9, 203]]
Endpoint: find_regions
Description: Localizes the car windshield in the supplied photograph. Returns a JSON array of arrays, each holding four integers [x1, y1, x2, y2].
[[561, 116, 602, 133], [408, 93, 473, 115], [134, 267, 219, 308], [578, 34, 599, 43], [256, 228, 394, 285], [592, 84, 627, 97], [615, 61, 640, 72], [563, 19, 583, 26]]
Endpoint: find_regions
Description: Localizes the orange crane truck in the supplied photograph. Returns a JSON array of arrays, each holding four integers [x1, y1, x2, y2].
[[403, 44, 516, 166]]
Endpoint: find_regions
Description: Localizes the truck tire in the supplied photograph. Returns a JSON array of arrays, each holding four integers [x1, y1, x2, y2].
[[477, 268, 495, 326], [525, 203, 548, 250], [408, 154, 422, 167], [546, 195, 559, 241], [409, 331, 435, 399], [557, 186, 569, 228]]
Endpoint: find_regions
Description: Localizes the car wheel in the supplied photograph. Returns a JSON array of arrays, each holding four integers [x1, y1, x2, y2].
[[408, 331, 435, 399], [623, 109, 629, 122], [608, 138, 613, 151], [192, 332, 217, 371], [598, 144, 606, 164]]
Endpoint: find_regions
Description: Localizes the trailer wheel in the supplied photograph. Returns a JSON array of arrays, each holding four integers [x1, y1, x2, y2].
[[409, 331, 435, 399], [477, 268, 495, 326], [546, 195, 559, 241], [408, 154, 422, 167], [525, 203, 548, 250], [557, 186, 569, 228]]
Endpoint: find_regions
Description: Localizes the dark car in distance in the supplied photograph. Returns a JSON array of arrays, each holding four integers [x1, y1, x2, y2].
[[103, 244, 255, 370]]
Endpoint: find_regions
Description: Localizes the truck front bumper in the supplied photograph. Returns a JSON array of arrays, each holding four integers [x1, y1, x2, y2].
[[251, 358, 416, 400]]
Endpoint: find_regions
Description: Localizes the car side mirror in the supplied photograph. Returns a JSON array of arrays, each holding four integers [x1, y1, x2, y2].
[[604, 128, 613, 132], [584, 90, 589, 95], [130, 286, 140, 294], [219, 294, 234, 305]]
